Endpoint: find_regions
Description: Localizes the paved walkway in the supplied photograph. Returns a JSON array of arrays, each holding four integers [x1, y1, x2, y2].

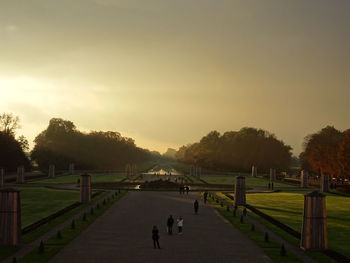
[[50, 192, 270, 263]]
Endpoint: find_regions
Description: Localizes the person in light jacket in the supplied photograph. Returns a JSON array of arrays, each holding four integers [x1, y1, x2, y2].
[[177, 216, 184, 234]]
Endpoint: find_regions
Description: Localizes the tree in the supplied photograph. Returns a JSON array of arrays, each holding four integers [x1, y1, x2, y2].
[[301, 126, 342, 176], [175, 128, 292, 172], [0, 113, 20, 135], [31, 118, 153, 170]]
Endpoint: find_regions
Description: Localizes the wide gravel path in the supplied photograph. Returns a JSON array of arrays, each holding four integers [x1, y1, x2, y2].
[[50, 191, 270, 263]]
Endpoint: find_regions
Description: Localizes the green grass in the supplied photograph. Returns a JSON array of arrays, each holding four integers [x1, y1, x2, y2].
[[21, 191, 108, 244], [31, 173, 125, 184], [18, 191, 126, 263], [202, 175, 296, 188], [21, 187, 81, 227], [207, 196, 303, 263], [243, 192, 350, 259]]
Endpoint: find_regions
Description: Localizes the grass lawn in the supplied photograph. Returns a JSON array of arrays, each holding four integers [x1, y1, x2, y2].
[[202, 175, 296, 188], [21, 187, 80, 227], [245, 192, 350, 258], [207, 196, 304, 263], [31, 173, 125, 184]]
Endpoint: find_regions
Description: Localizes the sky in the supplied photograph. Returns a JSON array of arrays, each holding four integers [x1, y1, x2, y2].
[[1, 0, 349, 155]]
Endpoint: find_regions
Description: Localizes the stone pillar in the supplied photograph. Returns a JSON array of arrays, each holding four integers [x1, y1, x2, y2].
[[49, 165, 55, 178], [16, 166, 24, 184], [252, 166, 258, 177], [321, 174, 329, 192], [0, 188, 21, 246], [300, 191, 328, 250], [0, 168, 4, 188], [234, 176, 246, 206], [69, 163, 75, 175], [301, 170, 309, 188], [80, 174, 91, 203]]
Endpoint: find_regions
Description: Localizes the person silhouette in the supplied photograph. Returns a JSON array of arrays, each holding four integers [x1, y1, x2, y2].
[[194, 200, 199, 214], [167, 215, 174, 235], [152, 225, 160, 249], [177, 216, 184, 234]]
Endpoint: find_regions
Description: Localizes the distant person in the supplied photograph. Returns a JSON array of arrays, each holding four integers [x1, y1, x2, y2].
[[203, 191, 208, 204], [186, 186, 189, 194], [268, 182, 271, 189], [271, 182, 274, 190], [177, 216, 184, 234], [167, 215, 174, 235], [194, 200, 199, 214], [152, 225, 160, 249]]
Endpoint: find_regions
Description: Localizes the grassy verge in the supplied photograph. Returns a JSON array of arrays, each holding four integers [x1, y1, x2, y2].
[[217, 192, 340, 263], [17, 191, 126, 263], [207, 196, 303, 263], [21, 187, 81, 227], [21, 191, 109, 244], [30, 173, 126, 184]]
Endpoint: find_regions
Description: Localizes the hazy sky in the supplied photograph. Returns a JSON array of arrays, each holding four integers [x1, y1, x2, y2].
[[1, 0, 349, 155]]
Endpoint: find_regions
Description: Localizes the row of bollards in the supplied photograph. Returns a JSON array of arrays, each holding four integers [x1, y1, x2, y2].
[[11, 190, 118, 263]]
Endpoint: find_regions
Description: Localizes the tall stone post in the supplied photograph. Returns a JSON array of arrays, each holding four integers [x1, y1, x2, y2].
[[321, 174, 329, 192], [234, 176, 246, 206], [49, 165, 55, 178], [252, 166, 258, 177], [301, 170, 309, 188], [80, 174, 91, 204], [269, 168, 276, 182], [16, 166, 24, 184], [0, 168, 4, 188], [69, 163, 75, 175], [0, 188, 21, 246], [300, 191, 328, 250]]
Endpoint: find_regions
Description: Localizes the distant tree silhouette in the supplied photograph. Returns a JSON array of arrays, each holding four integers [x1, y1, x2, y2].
[[0, 113, 30, 172], [176, 127, 292, 172], [31, 118, 153, 170]]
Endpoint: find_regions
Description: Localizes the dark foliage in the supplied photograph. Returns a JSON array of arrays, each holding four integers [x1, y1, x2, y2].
[[176, 128, 292, 172], [0, 131, 31, 172], [31, 118, 153, 170]]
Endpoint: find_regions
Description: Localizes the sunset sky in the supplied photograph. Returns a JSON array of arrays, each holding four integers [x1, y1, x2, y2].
[[1, 0, 349, 155]]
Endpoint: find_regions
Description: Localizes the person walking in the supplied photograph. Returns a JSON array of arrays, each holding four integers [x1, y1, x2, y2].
[[167, 215, 174, 235], [177, 216, 184, 234], [203, 191, 208, 204], [152, 225, 160, 249], [194, 200, 199, 214]]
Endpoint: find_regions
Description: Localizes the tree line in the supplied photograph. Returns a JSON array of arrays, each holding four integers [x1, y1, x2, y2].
[[300, 126, 350, 179], [31, 118, 155, 170], [175, 128, 292, 173]]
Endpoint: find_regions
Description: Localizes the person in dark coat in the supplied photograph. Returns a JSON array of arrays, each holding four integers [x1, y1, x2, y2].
[[167, 215, 174, 235], [186, 186, 189, 194], [152, 225, 160, 249], [194, 200, 199, 214], [203, 191, 208, 204]]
